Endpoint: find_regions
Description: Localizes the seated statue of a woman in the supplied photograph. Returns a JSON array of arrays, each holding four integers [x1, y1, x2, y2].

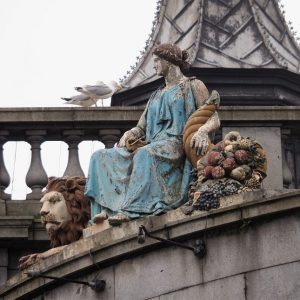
[[85, 43, 220, 225]]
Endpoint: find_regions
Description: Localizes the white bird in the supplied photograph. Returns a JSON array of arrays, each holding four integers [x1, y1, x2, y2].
[[61, 80, 126, 107], [61, 93, 98, 107], [75, 80, 124, 106]]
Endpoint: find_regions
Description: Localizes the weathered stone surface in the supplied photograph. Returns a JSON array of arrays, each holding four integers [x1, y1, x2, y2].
[[160, 274, 245, 300], [0, 267, 7, 288], [6, 201, 41, 216], [42, 267, 115, 300], [218, 190, 265, 209], [0, 250, 8, 266], [242, 193, 300, 220], [0, 217, 33, 238], [0, 200, 5, 216], [83, 220, 111, 238], [246, 262, 300, 300], [1, 190, 300, 299], [114, 246, 203, 300], [222, 127, 282, 190], [203, 215, 300, 282]]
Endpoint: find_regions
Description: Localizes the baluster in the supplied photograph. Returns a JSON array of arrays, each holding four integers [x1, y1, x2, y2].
[[25, 131, 48, 200], [99, 129, 122, 148], [0, 131, 11, 200], [63, 130, 85, 177]]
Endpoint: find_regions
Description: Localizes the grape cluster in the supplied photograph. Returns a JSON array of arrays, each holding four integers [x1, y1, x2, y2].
[[195, 179, 242, 211], [188, 168, 198, 201], [198, 191, 220, 210]]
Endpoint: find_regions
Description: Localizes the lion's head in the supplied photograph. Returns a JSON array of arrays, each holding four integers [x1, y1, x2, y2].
[[40, 176, 90, 248]]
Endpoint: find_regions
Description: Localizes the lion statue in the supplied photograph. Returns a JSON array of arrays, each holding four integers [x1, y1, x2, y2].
[[19, 176, 91, 270]]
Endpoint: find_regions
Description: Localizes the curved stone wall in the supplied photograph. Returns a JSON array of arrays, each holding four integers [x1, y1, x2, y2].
[[1, 190, 300, 299]]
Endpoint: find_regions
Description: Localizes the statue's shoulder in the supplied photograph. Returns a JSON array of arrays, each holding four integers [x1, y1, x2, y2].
[[186, 77, 209, 102], [188, 77, 207, 91]]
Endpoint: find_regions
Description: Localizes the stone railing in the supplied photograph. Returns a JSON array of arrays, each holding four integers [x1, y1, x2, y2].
[[0, 107, 142, 201], [0, 106, 300, 202]]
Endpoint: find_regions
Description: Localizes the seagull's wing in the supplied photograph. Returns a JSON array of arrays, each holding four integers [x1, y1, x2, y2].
[[83, 83, 113, 96]]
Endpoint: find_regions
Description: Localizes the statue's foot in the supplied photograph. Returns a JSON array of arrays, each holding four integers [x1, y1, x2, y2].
[[108, 213, 130, 226], [93, 211, 108, 224]]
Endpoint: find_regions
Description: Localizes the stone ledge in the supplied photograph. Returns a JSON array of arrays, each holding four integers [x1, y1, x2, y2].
[[1, 189, 300, 299], [0, 217, 47, 240], [0, 106, 300, 122], [0, 217, 34, 239]]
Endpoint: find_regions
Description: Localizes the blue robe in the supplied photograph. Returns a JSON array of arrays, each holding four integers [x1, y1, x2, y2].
[[85, 82, 196, 220]]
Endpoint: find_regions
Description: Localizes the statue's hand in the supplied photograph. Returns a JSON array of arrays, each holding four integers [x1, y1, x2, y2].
[[190, 129, 209, 156], [117, 130, 137, 147], [18, 253, 40, 270]]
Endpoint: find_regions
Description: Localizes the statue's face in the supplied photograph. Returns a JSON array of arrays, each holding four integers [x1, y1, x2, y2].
[[40, 191, 72, 233], [153, 55, 170, 76]]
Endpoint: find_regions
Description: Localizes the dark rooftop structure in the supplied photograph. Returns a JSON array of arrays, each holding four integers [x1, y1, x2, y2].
[[112, 0, 300, 106]]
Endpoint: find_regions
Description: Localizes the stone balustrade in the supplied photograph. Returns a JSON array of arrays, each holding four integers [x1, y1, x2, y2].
[[0, 106, 299, 201]]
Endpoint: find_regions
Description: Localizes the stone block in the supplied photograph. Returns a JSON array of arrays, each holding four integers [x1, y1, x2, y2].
[[203, 215, 300, 282], [115, 246, 203, 300], [6, 200, 41, 216], [222, 127, 282, 189], [0, 227, 28, 238], [0, 249, 8, 266], [42, 267, 114, 300], [0, 200, 5, 216], [246, 262, 300, 299], [83, 220, 111, 238], [160, 274, 245, 300], [0, 267, 7, 288]]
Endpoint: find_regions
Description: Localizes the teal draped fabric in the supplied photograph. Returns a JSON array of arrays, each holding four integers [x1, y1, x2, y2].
[[85, 82, 196, 220]]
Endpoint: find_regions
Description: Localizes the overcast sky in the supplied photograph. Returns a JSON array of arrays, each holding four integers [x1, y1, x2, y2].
[[0, 0, 299, 199], [0, 0, 298, 108], [0, 0, 157, 107]]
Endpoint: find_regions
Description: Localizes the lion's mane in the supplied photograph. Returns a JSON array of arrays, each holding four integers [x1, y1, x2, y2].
[[44, 176, 90, 248]]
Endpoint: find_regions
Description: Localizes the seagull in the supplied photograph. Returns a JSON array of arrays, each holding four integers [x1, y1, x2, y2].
[[74, 80, 125, 106], [61, 93, 98, 107], [61, 80, 126, 107]]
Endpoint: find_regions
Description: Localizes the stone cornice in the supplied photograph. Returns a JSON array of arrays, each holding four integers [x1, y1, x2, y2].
[[0, 106, 300, 123]]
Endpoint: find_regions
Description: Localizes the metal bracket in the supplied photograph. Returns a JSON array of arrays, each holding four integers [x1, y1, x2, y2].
[[137, 225, 206, 258], [25, 271, 106, 293]]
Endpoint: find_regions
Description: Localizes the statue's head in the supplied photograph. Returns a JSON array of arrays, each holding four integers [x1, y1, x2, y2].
[[40, 177, 90, 248], [152, 43, 190, 75]]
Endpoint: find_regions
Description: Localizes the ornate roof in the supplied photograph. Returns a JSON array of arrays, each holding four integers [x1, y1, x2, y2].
[[123, 0, 300, 88]]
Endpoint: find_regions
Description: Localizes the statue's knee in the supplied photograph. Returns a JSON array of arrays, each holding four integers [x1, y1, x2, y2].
[[133, 146, 151, 160]]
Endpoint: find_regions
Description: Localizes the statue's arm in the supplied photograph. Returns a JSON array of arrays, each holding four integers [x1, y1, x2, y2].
[[190, 79, 221, 155], [117, 106, 147, 147], [190, 79, 209, 108]]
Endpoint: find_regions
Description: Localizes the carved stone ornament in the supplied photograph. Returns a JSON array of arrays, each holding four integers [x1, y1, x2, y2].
[[19, 176, 90, 270]]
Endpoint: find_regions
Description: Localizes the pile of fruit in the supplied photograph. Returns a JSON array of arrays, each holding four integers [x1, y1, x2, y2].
[[189, 132, 267, 211]]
